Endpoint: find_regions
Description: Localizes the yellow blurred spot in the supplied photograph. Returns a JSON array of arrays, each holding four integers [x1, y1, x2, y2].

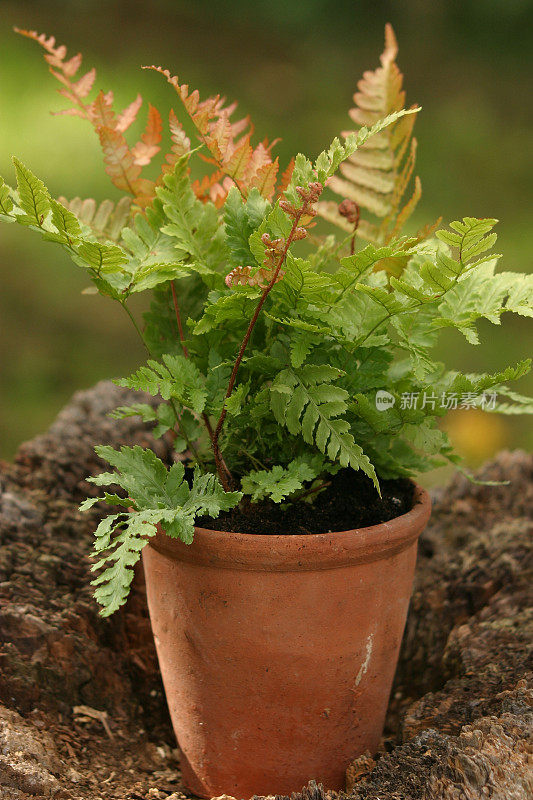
[[442, 409, 508, 466]]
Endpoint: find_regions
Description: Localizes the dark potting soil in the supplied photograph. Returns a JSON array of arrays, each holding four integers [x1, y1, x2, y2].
[[197, 469, 415, 535]]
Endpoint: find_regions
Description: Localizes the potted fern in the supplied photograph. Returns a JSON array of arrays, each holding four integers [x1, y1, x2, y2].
[[2, 24, 532, 798]]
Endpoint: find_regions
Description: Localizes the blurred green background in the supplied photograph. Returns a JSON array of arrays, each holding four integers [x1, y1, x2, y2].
[[1, 0, 532, 466]]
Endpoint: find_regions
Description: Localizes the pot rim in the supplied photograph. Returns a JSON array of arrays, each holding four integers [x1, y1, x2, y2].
[[147, 484, 432, 572]]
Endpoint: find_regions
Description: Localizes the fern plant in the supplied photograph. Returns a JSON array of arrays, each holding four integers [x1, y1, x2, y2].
[[2, 26, 532, 615]]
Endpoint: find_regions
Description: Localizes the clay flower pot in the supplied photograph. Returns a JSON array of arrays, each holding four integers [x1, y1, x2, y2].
[[142, 484, 431, 798]]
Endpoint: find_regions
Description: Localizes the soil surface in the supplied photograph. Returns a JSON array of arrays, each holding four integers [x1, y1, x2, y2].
[[0, 381, 531, 800], [198, 470, 414, 535]]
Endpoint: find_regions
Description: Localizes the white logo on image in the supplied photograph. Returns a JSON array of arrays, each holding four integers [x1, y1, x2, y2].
[[375, 390, 396, 411]]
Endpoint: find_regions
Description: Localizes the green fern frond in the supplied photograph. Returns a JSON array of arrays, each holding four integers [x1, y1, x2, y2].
[[224, 186, 271, 269], [270, 365, 379, 490], [12, 157, 51, 227], [109, 402, 179, 440], [82, 447, 241, 615], [157, 156, 227, 287], [193, 286, 261, 335], [116, 354, 207, 414], [241, 455, 328, 503], [0, 177, 15, 219]]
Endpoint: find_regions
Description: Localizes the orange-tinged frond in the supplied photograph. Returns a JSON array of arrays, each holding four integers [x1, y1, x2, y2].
[[15, 28, 92, 115], [168, 109, 190, 152], [15, 28, 63, 58], [229, 114, 250, 139], [243, 141, 271, 181], [277, 157, 295, 198], [191, 173, 237, 208], [224, 137, 253, 182], [116, 94, 143, 133], [132, 104, 162, 166], [53, 107, 85, 118], [205, 114, 234, 163], [160, 109, 191, 177], [70, 68, 96, 99], [318, 24, 424, 243], [98, 127, 142, 194], [97, 126, 157, 207], [389, 175, 421, 239], [145, 64, 281, 201], [249, 159, 279, 201], [62, 52, 82, 77], [213, 178, 235, 207], [88, 90, 116, 128], [15, 29, 166, 208], [192, 170, 223, 198]]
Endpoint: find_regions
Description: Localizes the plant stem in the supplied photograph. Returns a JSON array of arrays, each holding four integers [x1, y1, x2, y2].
[[238, 448, 269, 472], [169, 281, 233, 484], [296, 479, 331, 502], [121, 300, 204, 467], [170, 281, 189, 358], [211, 209, 307, 490], [123, 302, 147, 352], [169, 398, 204, 466], [350, 205, 360, 256]]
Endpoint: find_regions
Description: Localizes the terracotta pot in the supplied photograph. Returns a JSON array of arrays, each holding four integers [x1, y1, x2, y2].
[[142, 485, 431, 798]]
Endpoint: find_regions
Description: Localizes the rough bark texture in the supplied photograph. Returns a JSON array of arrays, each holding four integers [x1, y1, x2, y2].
[[0, 382, 531, 799]]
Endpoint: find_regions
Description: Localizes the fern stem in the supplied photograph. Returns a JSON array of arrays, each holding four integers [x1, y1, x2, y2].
[[170, 281, 189, 358], [168, 398, 205, 468], [123, 302, 147, 350], [350, 206, 360, 256], [238, 448, 269, 472], [211, 203, 311, 490], [169, 281, 232, 483], [296, 479, 331, 502], [121, 300, 205, 468]]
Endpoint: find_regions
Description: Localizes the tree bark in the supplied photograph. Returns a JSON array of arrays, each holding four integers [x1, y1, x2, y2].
[[0, 383, 530, 799]]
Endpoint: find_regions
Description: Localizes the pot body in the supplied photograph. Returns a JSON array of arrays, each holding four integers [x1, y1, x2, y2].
[[142, 485, 431, 798]]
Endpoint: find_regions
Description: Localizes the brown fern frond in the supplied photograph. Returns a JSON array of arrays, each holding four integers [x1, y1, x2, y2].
[[192, 171, 221, 202], [249, 158, 279, 200], [276, 157, 295, 200], [115, 94, 143, 133], [225, 265, 285, 289], [69, 68, 97, 99], [97, 127, 155, 207], [88, 90, 116, 128], [144, 65, 280, 201], [15, 28, 156, 207], [159, 109, 192, 178], [18, 30, 283, 209], [15, 28, 94, 116], [132, 104, 162, 166], [318, 24, 428, 244]]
